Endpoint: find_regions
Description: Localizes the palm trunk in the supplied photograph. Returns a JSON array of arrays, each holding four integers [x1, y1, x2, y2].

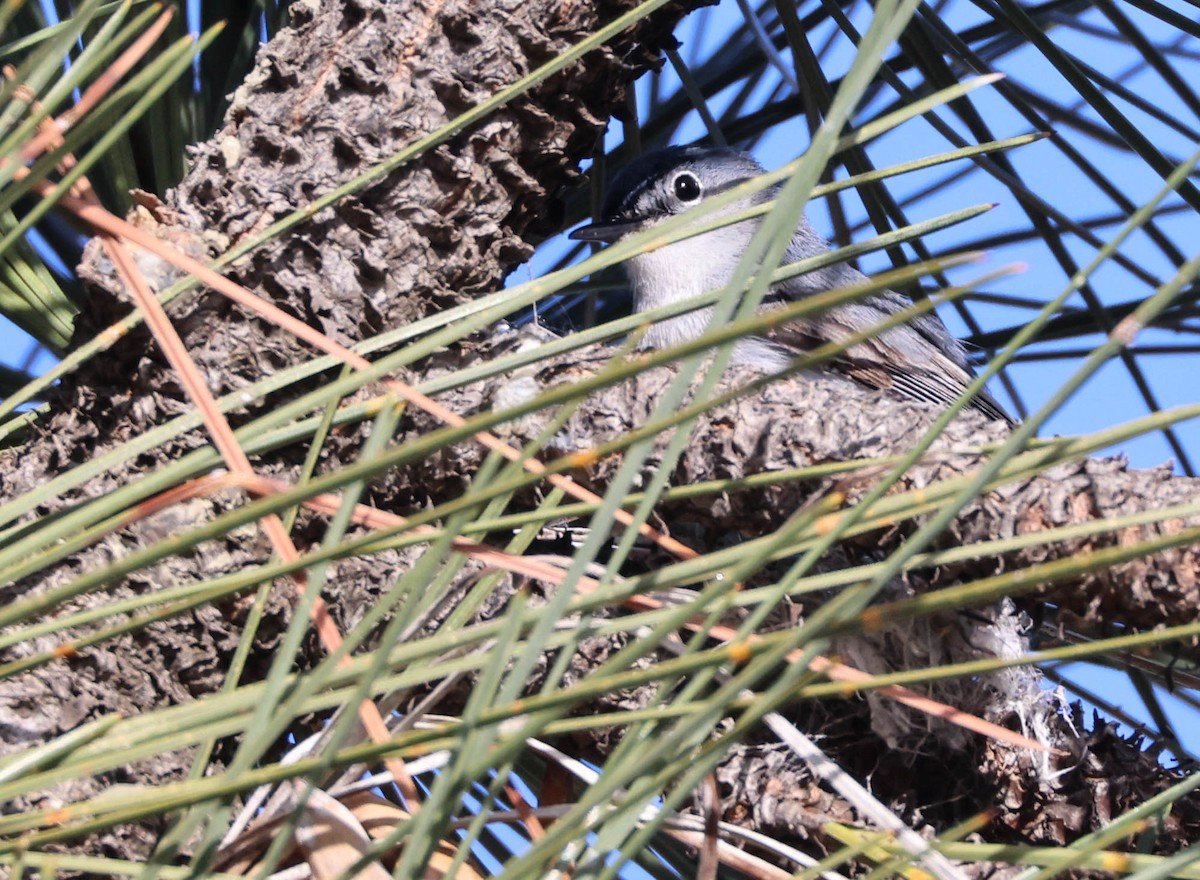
[[1, 0, 1197, 865]]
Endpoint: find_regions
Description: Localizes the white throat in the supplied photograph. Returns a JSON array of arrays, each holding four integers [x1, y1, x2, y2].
[[624, 223, 756, 351]]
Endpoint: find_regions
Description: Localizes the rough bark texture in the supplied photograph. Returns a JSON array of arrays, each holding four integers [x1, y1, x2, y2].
[[431, 344, 1200, 851], [1, 0, 1198, 869], [0, 0, 695, 860]]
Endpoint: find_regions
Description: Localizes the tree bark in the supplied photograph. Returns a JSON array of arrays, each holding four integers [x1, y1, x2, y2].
[[0, 0, 693, 858], [2, 0, 1198, 867], [437, 346, 1200, 850]]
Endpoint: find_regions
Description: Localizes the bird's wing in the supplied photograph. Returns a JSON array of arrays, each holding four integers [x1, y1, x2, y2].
[[862, 289, 973, 371], [765, 230, 1013, 423], [762, 294, 1014, 425]]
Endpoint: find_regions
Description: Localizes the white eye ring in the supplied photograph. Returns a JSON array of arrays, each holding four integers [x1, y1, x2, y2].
[[672, 172, 702, 202]]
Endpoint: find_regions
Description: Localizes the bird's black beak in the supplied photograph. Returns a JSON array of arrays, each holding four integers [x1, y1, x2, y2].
[[569, 218, 643, 243]]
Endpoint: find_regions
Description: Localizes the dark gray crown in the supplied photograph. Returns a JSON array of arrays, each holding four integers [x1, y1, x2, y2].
[[600, 145, 766, 224]]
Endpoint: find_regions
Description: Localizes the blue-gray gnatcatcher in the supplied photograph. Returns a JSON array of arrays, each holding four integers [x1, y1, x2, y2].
[[570, 145, 1012, 424]]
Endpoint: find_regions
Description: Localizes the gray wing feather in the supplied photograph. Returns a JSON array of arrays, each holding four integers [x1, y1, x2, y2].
[[768, 226, 1013, 424]]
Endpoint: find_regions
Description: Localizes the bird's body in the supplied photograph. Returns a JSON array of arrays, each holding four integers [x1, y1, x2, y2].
[[571, 145, 1012, 424]]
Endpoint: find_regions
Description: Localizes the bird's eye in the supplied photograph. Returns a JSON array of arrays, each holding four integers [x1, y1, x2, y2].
[[672, 172, 702, 202]]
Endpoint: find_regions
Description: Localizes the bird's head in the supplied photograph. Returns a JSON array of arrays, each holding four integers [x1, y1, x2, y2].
[[569, 146, 767, 244]]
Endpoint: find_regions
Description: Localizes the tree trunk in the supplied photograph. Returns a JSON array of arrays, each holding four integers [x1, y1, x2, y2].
[[0, 0, 692, 858], [2, 0, 1198, 866], [447, 349, 1200, 850]]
